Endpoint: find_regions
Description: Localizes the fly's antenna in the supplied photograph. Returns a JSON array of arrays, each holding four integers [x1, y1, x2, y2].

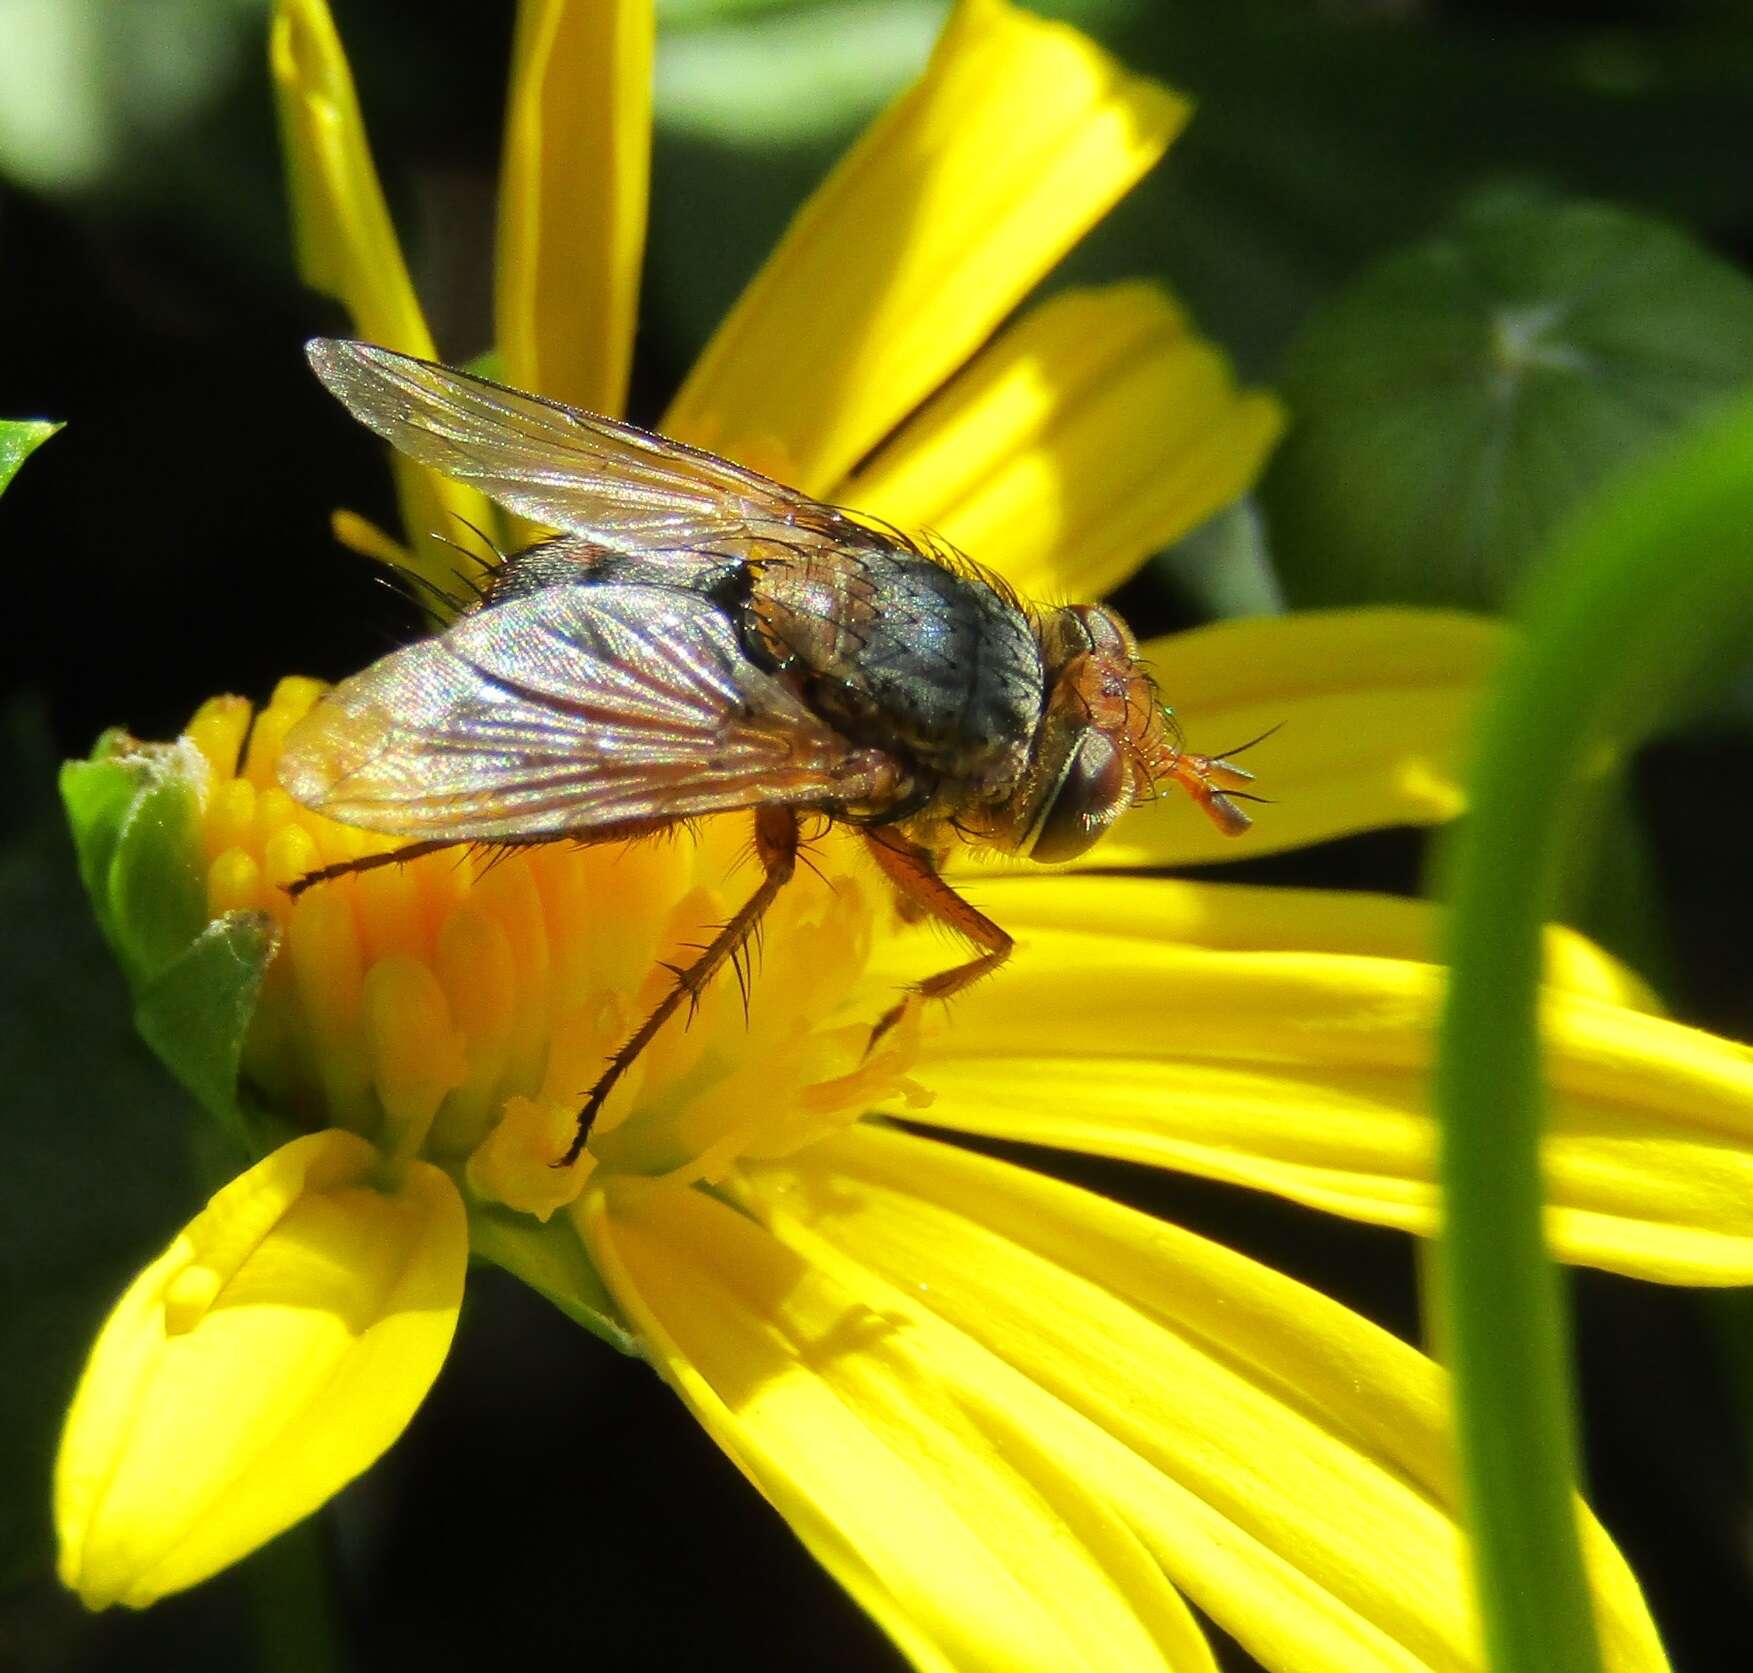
[[1206, 720, 1284, 763]]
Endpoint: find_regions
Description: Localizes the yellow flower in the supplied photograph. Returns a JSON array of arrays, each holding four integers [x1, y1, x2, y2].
[[53, 1, 1753, 1667]]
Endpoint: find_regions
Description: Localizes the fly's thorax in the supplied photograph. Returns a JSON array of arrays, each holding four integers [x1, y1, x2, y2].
[[744, 539, 1044, 794]]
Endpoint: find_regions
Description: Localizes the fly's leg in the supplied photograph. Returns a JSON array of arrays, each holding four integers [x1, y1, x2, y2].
[[555, 805, 800, 1168], [284, 817, 677, 899], [285, 838, 462, 898], [861, 827, 1013, 1046]]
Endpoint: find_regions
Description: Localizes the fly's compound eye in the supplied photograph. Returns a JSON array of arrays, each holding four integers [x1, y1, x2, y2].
[[1029, 729, 1131, 863], [1070, 604, 1137, 660]]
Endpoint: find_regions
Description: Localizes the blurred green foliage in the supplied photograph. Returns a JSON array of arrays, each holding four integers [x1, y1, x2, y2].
[[0, 421, 59, 495], [1264, 193, 1753, 612]]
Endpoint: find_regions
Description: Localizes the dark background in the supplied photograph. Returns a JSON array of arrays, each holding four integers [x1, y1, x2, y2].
[[3, 2, 1751, 1668]]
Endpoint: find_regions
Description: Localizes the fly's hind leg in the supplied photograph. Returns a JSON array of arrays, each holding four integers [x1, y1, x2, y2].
[[861, 827, 1013, 1047], [555, 805, 801, 1168]]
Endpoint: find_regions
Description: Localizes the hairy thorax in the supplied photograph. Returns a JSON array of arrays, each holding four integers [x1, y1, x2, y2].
[[743, 541, 1045, 805]]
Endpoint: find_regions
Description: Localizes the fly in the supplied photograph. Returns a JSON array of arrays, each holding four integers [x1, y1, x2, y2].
[[280, 340, 1261, 1165]]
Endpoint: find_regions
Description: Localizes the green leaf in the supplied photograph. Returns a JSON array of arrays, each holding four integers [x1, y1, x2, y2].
[[1153, 497, 1285, 620], [0, 418, 59, 492], [134, 912, 278, 1146], [468, 1204, 642, 1359], [1263, 194, 1753, 611]]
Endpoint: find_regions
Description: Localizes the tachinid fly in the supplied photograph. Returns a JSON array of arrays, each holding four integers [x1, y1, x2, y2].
[[280, 339, 1260, 1165]]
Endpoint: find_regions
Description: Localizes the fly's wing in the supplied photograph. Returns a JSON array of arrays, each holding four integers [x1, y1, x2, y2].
[[279, 584, 888, 841], [307, 338, 834, 555]]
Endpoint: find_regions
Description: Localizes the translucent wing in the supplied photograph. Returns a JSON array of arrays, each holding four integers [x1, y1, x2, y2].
[[306, 338, 829, 553], [279, 584, 887, 841]]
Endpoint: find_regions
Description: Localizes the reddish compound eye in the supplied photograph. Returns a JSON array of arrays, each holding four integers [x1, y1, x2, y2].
[[1070, 604, 1137, 659], [1029, 729, 1130, 863]]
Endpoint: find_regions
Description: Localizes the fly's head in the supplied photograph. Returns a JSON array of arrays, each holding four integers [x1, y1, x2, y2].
[[1019, 604, 1256, 863]]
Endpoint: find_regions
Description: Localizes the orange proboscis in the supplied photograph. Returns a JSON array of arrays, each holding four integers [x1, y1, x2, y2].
[[1163, 751, 1256, 835]]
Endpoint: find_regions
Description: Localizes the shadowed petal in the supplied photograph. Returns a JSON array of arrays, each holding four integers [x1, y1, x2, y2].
[[56, 1131, 466, 1608], [583, 1179, 1217, 1673], [662, 0, 1188, 493], [842, 285, 1282, 601], [728, 1126, 1666, 1673]]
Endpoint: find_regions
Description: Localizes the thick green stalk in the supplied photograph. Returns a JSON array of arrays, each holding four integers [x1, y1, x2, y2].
[[1436, 388, 1753, 1672]]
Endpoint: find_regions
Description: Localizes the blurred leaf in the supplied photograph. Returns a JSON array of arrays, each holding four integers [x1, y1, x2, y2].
[[1154, 497, 1284, 621], [0, 419, 60, 494], [1263, 195, 1753, 612], [656, 0, 942, 143]]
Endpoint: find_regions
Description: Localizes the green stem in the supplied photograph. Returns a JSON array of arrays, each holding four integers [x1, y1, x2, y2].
[[1436, 387, 1753, 1673], [244, 1518, 345, 1673]]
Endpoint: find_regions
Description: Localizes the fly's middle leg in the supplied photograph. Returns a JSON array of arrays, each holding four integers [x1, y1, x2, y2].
[[554, 805, 800, 1168], [860, 826, 1013, 1047]]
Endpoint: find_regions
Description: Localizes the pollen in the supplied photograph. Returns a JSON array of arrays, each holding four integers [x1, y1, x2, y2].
[[185, 681, 927, 1211]]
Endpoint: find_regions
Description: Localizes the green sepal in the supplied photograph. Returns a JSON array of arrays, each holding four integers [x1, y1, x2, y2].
[[468, 1202, 642, 1359], [60, 738, 207, 985], [0, 418, 60, 494], [134, 913, 278, 1148], [60, 733, 278, 1146], [58, 738, 145, 940], [1264, 193, 1753, 612]]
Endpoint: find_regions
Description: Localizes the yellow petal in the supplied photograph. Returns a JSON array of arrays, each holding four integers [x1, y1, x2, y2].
[[661, 0, 1189, 494], [1084, 608, 1501, 866], [496, 0, 652, 417], [269, 0, 498, 595], [583, 1179, 1215, 1673], [872, 872, 1660, 1012], [56, 1130, 466, 1608], [841, 285, 1283, 601], [732, 1125, 1666, 1673], [881, 915, 1753, 1283]]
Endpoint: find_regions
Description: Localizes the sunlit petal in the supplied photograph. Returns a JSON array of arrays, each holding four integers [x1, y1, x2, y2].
[[843, 285, 1282, 600], [497, 0, 652, 417], [56, 1131, 466, 1608], [874, 873, 1660, 1013], [662, 0, 1188, 494], [583, 1179, 1216, 1673], [732, 1126, 1666, 1673], [1081, 609, 1501, 866], [269, 0, 498, 591], [876, 915, 1753, 1284]]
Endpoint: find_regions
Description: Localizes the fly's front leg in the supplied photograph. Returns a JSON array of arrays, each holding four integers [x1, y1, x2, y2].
[[285, 837, 461, 898], [861, 826, 1013, 1046], [285, 817, 680, 899], [555, 805, 801, 1168]]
